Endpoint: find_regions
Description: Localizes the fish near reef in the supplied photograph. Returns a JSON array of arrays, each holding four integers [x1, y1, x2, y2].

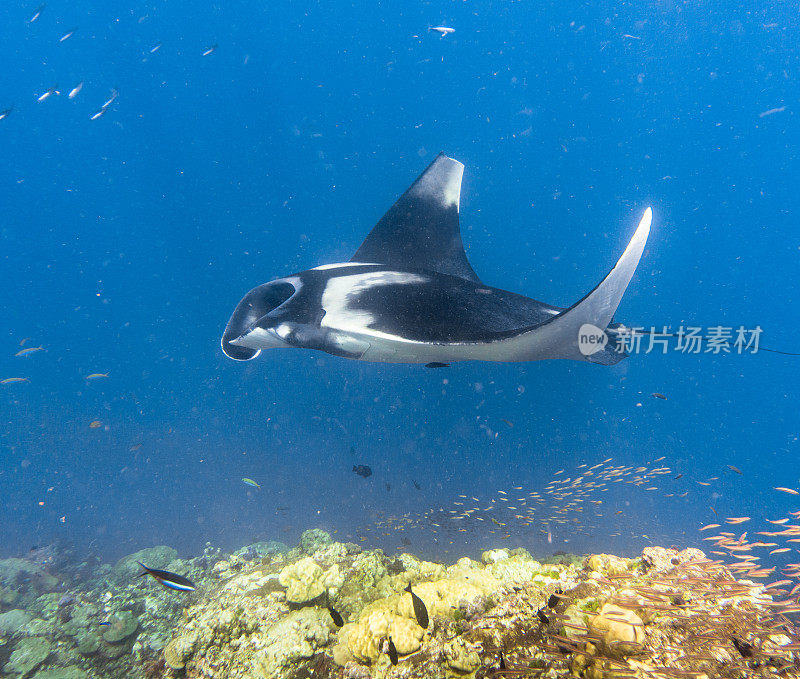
[[327, 606, 344, 627], [404, 583, 429, 628], [387, 636, 398, 665], [137, 562, 196, 592]]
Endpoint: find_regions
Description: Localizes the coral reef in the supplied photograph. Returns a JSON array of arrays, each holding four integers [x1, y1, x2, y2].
[[1, 533, 799, 679]]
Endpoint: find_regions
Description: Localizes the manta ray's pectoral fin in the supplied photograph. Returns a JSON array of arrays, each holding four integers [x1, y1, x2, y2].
[[496, 208, 652, 363], [352, 153, 482, 283]]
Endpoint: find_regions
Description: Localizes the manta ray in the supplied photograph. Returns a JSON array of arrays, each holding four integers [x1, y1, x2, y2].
[[222, 154, 651, 366]]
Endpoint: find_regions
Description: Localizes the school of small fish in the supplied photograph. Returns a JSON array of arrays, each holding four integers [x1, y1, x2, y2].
[[1, 9, 453, 123], [698, 487, 800, 603], [352, 453, 800, 606], [360, 456, 683, 549], [3, 338, 111, 388], [0, 5, 220, 123]]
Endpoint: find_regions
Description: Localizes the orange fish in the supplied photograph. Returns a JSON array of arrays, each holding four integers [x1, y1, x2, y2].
[[89, 420, 102, 429]]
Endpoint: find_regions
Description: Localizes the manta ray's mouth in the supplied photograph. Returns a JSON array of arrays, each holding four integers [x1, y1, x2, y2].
[[229, 326, 285, 350]]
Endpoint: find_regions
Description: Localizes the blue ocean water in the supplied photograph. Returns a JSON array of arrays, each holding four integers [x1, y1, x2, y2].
[[1, 0, 798, 566]]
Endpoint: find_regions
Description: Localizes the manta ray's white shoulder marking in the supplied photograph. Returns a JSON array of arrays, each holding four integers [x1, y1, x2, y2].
[[320, 271, 428, 339]]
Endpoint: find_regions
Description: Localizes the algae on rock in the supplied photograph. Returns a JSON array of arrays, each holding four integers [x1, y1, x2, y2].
[[0, 558, 58, 593], [30, 667, 90, 679], [0, 608, 32, 636], [101, 610, 139, 643], [3, 636, 52, 675], [299, 529, 334, 555]]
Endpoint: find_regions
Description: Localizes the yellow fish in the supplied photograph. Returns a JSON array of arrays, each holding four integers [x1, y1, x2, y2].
[[85, 373, 109, 380], [89, 420, 102, 429], [242, 478, 261, 489]]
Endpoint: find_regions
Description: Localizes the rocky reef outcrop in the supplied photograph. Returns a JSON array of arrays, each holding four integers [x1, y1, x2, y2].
[[1, 536, 798, 678]]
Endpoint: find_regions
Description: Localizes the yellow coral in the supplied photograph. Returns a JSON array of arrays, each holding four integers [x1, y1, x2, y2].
[[332, 572, 502, 666], [341, 609, 423, 663], [323, 563, 344, 593], [588, 603, 645, 657], [586, 554, 630, 577], [278, 557, 325, 604], [396, 578, 490, 620]]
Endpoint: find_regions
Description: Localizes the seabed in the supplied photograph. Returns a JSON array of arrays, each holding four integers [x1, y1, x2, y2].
[[1, 530, 798, 679]]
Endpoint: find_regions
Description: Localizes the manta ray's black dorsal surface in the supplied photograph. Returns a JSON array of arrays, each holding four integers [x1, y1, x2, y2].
[[222, 153, 652, 366], [351, 154, 481, 283]]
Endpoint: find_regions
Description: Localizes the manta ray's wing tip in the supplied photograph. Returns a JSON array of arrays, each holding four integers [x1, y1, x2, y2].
[[641, 206, 652, 228], [622, 206, 652, 259]]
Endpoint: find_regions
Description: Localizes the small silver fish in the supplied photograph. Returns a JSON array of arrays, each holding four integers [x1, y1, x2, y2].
[[68, 81, 83, 99], [429, 26, 455, 37], [37, 87, 59, 102], [29, 4, 45, 23], [89, 108, 106, 120], [202, 44, 218, 57], [0, 107, 12, 121], [59, 29, 76, 42], [101, 89, 118, 109], [149, 43, 161, 54]]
